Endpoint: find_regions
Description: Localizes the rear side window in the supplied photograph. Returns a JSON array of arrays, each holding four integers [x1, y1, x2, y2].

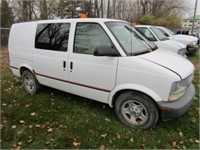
[[35, 23, 70, 51]]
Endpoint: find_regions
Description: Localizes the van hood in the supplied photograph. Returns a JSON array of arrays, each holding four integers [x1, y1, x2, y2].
[[139, 50, 194, 79], [171, 34, 198, 44], [166, 40, 186, 48], [154, 40, 186, 54]]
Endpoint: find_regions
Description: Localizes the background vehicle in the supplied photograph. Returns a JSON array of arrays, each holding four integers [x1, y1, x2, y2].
[[135, 25, 187, 57], [157, 26, 199, 55]]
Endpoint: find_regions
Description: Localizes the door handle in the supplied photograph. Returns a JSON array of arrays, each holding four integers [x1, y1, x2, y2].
[[70, 62, 73, 70], [63, 61, 66, 68]]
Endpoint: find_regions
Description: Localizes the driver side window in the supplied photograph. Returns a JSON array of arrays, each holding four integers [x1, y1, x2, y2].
[[74, 23, 112, 55]]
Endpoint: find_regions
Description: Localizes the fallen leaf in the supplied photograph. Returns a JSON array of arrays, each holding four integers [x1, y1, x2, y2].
[[35, 124, 41, 128], [73, 141, 81, 147], [189, 139, 193, 143], [12, 125, 16, 129], [101, 133, 107, 138], [16, 146, 21, 150], [47, 128, 53, 133], [17, 131, 22, 135], [20, 120, 25, 124], [29, 125, 33, 128], [0, 125, 3, 129], [18, 142, 22, 146], [50, 138, 54, 142], [179, 141, 184, 144], [195, 140, 200, 144], [140, 144, 145, 149], [2, 103, 6, 106], [31, 112, 35, 116], [130, 138, 134, 143], [172, 141, 177, 148], [99, 145, 105, 150], [116, 133, 121, 139], [105, 118, 110, 122], [28, 138, 33, 143], [179, 131, 184, 137], [46, 141, 50, 145], [25, 104, 30, 108], [182, 146, 186, 149]]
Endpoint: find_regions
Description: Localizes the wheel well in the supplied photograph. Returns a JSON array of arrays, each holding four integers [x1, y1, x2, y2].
[[20, 67, 30, 76], [112, 89, 160, 113]]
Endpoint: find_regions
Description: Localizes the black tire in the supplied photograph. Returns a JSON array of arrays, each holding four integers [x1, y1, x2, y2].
[[22, 70, 42, 94], [115, 91, 159, 130]]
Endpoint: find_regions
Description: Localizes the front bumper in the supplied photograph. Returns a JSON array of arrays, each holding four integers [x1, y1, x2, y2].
[[158, 84, 195, 121], [186, 44, 199, 55]]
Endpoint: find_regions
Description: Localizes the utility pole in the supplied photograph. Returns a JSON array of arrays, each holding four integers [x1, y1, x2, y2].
[[191, 0, 198, 35]]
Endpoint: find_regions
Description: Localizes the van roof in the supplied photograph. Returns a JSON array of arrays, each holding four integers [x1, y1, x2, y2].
[[14, 18, 127, 25], [135, 25, 153, 28]]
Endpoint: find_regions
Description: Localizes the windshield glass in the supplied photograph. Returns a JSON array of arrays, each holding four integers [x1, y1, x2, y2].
[[163, 27, 176, 35], [150, 27, 167, 41], [105, 22, 155, 56]]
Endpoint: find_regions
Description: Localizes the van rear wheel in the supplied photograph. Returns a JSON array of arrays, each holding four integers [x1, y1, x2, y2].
[[115, 91, 159, 130], [22, 70, 42, 94]]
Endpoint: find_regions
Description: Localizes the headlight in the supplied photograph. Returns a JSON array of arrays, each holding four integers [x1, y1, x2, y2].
[[168, 74, 193, 101], [169, 81, 187, 101], [188, 41, 197, 47], [178, 48, 186, 56]]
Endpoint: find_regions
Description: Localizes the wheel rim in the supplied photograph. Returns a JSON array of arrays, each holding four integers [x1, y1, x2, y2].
[[23, 75, 35, 93], [121, 100, 148, 126]]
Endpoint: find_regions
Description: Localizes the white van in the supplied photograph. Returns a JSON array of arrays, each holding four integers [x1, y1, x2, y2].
[[135, 25, 187, 56], [157, 26, 199, 55], [9, 18, 195, 130]]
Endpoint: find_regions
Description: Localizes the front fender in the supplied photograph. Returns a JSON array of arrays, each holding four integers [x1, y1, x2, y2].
[[108, 83, 163, 107]]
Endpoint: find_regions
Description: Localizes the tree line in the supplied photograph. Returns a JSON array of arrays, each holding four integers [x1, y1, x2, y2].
[[1, 0, 189, 46]]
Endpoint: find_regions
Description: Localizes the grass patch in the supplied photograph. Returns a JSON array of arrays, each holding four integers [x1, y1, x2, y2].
[[1, 48, 199, 149]]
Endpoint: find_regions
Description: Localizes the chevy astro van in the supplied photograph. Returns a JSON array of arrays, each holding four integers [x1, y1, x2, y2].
[[135, 25, 187, 56], [9, 18, 195, 130]]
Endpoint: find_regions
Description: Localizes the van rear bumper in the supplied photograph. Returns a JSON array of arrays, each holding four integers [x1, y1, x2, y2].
[[158, 84, 195, 121]]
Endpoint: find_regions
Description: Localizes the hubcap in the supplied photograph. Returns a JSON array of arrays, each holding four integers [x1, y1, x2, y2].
[[121, 100, 148, 126], [130, 106, 141, 117], [24, 75, 35, 93]]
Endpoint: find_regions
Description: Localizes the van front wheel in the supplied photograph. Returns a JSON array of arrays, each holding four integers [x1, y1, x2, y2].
[[115, 91, 159, 130], [22, 70, 42, 94]]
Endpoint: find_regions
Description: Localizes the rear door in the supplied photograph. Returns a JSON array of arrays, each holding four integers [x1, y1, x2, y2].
[[69, 22, 119, 103], [33, 23, 71, 92]]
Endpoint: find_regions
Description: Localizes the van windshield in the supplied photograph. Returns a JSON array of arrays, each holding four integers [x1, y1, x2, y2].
[[163, 27, 176, 35], [150, 27, 168, 41], [105, 22, 155, 56]]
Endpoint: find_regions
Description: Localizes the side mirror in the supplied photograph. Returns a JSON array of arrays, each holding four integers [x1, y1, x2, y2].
[[94, 45, 119, 57]]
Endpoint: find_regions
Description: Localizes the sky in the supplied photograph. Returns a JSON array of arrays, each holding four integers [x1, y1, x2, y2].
[[184, 0, 200, 18]]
